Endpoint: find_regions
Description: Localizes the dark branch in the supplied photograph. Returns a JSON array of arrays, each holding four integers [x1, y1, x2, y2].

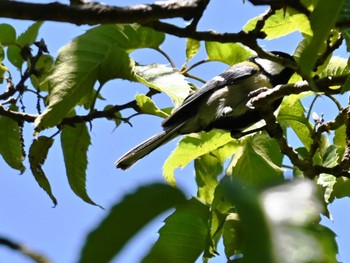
[[0, 236, 51, 263], [0, 0, 207, 25]]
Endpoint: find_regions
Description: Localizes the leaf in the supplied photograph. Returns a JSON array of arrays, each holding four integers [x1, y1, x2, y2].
[[194, 154, 222, 204], [260, 180, 338, 263], [79, 183, 186, 263], [222, 213, 241, 260], [0, 105, 25, 173], [220, 178, 337, 263], [318, 56, 349, 79], [278, 95, 313, 150], [186, 38, 200, 62], [142, 198, 210, 263], [35, 24, 164, 132], [135, 94, 169, 118], [30, 54, 54, 91], [135, 64, 191, 107], [61, 123, 98, 206], [220, 177, 276, 263], [332, 177, 350, 199], [29, 136, 57, 206], [7, 22, 43, 70], [205, 41, 253, 65], [163, 130, 238, 185], [244, 8, 312, 39], [0, 23, 16, 45], [299, 0, 345, 75], [229, 132, 284, 187], [97, 47, 134, 85]]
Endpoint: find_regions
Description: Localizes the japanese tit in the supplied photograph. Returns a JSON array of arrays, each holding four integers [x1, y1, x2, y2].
[[116, 51, 295, 169]]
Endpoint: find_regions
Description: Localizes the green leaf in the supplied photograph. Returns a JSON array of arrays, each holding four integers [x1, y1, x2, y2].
[[220, 177, 275, 263], [332, 177, 350, 199], [229, 132, 284, 187], [61, 123, 98, 206], [97, 47, 134, 85], [79, 183, 186, 263], [260, 179, 337, 263], [318, 56, 349, 79], [0, 105, 25, 173], [194, 153, 222, 204], [135, 94, 169, 118], [222, 213, 241, 260], [142, 198, 210, 263], [0, 63, 8, 84], [0, 46, 4, 62], [0, 24, 16, 45], [186, 38, 200, 62], [278, 95, 313, 150], [35, 24, 164, 131], [163, 130, 238, 185], [29, 136, 57, 206], [30, 54, 54, 91], [205, 41, 253, 65], [244, 8, 312, 39], [317, 145, 339, 204], [299, 0, 345, 75], [7, 22, 43, 70], [135, 64, 191, 107]]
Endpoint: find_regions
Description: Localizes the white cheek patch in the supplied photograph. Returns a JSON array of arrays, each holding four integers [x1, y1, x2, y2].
[[254, 58, 285, 76], [212, 75, 225, 82]]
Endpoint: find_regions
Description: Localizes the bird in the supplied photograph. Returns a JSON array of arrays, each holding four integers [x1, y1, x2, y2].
[[115, 51, 295, 170]]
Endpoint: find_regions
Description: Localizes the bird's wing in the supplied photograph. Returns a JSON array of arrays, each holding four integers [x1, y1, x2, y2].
[[162, 62, 259, 129]]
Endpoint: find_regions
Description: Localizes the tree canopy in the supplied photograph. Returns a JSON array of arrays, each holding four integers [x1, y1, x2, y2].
[[0, 0, 350, 262]]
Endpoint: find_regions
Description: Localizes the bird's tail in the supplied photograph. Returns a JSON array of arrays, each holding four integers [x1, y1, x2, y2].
[[115, 128, 179, 170]]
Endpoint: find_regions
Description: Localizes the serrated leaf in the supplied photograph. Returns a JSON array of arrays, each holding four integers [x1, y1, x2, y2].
[[299, 0, 345, 75], [0, 23, 16, 45], [7, 22, 43, 70], [278, 95, 313, 150], [142, 198, 210, 263], [135, 94, 168, 118], [229, 133, 284, 187], [163, 130, 238, 185], [61, 123, 98, 206], [29, 136, 57, 206], [0, 105, 25, 172], [244, 8, 312, 39], [35, 24, 164, 131], [205, 41, 253, 65], [186, 38, 200, 62], [135, 64, 191, 107], [79, 183, 185, 263]]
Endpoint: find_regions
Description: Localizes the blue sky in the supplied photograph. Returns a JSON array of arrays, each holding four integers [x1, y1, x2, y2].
[[0, 1, 349, 262]]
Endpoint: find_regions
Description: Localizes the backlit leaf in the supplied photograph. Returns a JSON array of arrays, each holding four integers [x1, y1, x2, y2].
[[163, 130, 238, 185], [142, 198, 210, 263], [79, 183, 185, 263], [0, 105, 25, 172], [205, 41, 253, 65], [29, 136, 57, 206], [61, 122, 98, 206]]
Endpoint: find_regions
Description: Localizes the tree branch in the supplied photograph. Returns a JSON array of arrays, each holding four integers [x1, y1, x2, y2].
[[0, 236, 51, 263], [0, 0, 208, 25]]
